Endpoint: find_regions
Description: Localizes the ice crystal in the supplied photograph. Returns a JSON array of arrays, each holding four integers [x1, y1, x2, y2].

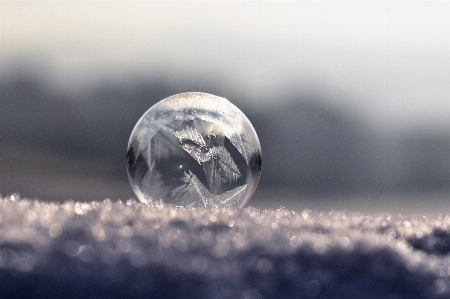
[[126, 93, 261, 207]]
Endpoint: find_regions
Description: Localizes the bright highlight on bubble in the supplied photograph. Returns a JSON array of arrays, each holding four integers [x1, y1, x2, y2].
[[126, 92, 262, 208]]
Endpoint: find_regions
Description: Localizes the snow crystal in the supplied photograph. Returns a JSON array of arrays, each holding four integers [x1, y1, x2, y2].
[[0, 195, 450, 298]]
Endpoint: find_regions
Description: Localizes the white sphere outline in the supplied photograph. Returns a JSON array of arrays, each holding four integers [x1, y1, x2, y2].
[[126, 92, 262, 208]]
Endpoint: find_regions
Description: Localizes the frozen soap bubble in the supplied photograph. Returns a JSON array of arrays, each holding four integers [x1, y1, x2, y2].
[[127, 93, 262, 208]]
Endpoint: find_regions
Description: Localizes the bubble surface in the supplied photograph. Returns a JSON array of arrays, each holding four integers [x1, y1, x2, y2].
[[127, 93, 262, 208]]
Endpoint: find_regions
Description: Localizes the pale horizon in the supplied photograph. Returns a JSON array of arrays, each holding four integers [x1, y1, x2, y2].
[[2, 1, 450, 132]]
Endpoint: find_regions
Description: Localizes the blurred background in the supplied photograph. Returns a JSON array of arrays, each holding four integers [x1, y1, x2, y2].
[[1, 1, 450, 214]]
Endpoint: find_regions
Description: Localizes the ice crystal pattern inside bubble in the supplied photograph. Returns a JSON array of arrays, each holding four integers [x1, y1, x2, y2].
[[127, 93, 262, 208]]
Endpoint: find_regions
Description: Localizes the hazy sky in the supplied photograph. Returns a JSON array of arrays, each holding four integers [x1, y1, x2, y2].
[[1, 1, 450, 132]]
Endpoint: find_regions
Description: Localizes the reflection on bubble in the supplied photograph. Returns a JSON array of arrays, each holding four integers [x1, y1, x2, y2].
[[127, 93, 261, 208]]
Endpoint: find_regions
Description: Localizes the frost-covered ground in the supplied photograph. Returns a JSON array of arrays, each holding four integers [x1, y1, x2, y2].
[[1, 195, 450, 298]]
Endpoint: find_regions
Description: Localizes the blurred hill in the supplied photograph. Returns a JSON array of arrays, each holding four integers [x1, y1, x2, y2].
[[1, 72, 450, 203]]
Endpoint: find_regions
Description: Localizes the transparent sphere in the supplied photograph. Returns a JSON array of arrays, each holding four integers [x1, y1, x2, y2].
[[127, 92, 262, 208]]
